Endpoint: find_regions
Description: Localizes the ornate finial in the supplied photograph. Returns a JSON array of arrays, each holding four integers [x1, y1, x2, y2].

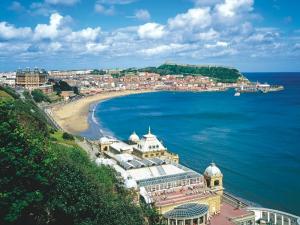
[[148, 126, 151, 134]]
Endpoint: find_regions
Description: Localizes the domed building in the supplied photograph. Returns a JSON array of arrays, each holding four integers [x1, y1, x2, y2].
[[124, 177, 138, 190], [99, 136, 116, 153], [204, 162, 223, 195], [131, 127, 179, 163], [128, 131, 140, 144]]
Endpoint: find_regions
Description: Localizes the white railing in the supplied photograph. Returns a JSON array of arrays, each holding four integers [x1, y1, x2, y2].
[[247, 207, 300, 225]]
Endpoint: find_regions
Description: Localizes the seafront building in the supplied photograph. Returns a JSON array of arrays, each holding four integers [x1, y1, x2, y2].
[[15, 68, 53, 93], [96, 128, 258, 225]]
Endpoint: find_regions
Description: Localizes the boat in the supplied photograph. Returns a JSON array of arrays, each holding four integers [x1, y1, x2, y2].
[[234, 92, 241, 96]]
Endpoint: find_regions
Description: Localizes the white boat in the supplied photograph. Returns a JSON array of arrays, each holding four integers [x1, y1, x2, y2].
[[234, 92, 241, 96]]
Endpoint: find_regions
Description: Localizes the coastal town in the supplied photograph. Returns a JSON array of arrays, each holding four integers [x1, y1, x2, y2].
[[0, 64, 283, 102], [1, 64, 297, 225]]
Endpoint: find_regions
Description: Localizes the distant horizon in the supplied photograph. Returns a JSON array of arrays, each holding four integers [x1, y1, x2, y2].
[[1, 0, 300, 71], [1, 64, 300, 73]]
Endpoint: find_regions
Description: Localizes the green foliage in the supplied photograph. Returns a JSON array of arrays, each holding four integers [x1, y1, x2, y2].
[[0, 93, 146, 225], [140, 201, 162, 225], [31, 89, 51, 103], [140, 64, 242, 83], [53, 80, 79, 95], [62, 132, 74, 140], [23, 91, 32, 100], [0, 90, 14, 101], [0, 86, 19, 99], [46, 144, 144, 225], [90, 69, 106, 75], [0, 100, 54, 224], [111, 73, 122, 78]]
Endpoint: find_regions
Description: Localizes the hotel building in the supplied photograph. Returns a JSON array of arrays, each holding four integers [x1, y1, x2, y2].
[[15, 68, 52, 92]]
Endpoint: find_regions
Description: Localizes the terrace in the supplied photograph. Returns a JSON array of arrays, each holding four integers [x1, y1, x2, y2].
[[209, 203, 254, 225], [150, 184, 213, 207]]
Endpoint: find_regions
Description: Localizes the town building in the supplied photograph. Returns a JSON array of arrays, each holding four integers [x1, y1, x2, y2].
[[15, 68, 49, 91], [97, 128, 256, 225]]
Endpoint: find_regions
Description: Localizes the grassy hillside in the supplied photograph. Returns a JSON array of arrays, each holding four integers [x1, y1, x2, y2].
[[0, 87, 154, 225], [140, 63, 243, 83]]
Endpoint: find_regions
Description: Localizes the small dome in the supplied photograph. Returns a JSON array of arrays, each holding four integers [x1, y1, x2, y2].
[[204, 162, 222, 177], [125, 178, 137, 189], [100, 136, 110, 144], [129, 131, 140, 143], [164, 203, 208, 219]]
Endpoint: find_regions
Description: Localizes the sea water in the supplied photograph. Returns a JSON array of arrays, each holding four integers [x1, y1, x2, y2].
[[81, 73, 300, 215]]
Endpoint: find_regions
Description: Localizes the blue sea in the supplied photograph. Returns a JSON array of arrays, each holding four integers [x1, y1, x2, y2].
[[81, 73, 300, 215]]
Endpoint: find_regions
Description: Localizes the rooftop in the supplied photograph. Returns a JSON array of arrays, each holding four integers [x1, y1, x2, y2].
[[164, 203, 209, 219], [127, 164, 186, 181], [210, 203, 254, 225], [152, 184, 212, 207], [134, 127, 166, 152], [110, 141, 133, 152]]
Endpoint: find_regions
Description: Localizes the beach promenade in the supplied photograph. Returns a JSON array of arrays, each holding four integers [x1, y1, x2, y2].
[[50, 90, 154, 134]]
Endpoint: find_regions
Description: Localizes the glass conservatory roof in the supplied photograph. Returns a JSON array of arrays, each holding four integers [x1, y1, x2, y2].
[[164, 203, 209, 219]]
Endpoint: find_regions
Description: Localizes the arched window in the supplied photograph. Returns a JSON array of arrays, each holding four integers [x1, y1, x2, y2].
[[214, 180, 220, 186]]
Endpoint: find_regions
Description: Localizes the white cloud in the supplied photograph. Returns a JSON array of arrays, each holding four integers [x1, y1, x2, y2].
[[168, 8, 211, 31], [67, 27, 102, 42], [1, 2, 299, 68], [0, 22, 32, 40], [133, 9, 151, 21], [34, 13, 65, 40], [86, 43, 108, 53], [137, 23, 166, 39], [215, 0, 253, 18], [138, 43, 193, 56], [205, 41, 229, 48], [45, 0, 79, 6], [94, 3, 115, 15]]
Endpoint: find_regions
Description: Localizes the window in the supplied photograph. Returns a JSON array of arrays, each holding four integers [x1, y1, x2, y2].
[[214, 180, 220, 186], [193, 218, 198, 225], [185, 219, 191, 225], [199, 216, 203, 223], [170, 219, 176, 225], [247, 220, 253, 225]]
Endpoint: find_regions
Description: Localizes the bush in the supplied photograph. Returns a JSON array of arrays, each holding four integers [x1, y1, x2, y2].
[[0, 98, 146, 225], [31, 89, 51, 103], [0, 85, 19, 99], [62, 132, 74, 140]]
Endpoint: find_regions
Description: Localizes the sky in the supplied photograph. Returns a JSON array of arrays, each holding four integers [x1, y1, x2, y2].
[[0, 0, 300, 72]]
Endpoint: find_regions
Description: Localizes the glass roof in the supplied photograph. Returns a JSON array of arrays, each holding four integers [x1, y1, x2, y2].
[[137, 171, 201, 187], [164, 203, 209, 219]]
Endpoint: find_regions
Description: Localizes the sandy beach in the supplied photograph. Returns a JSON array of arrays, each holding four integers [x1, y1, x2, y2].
[[50, 90, 154, 134]]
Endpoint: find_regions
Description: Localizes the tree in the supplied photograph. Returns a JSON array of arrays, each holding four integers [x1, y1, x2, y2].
[[139, 64, 242, 83], [0, 100, 54, 224], [31, 90, 51, 103], [62, 132, 74, 140], [0, 95, 146, 225]]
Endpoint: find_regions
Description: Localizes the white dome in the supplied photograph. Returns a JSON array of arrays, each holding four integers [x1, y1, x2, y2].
[[204, 162, 222, 177], [100, 136, 110, 144], [125, 178, 137, 189], [129, 131, 140, 143]]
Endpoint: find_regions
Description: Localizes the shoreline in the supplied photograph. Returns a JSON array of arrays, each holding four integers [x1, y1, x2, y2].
[[50, 89, 155, 134]]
